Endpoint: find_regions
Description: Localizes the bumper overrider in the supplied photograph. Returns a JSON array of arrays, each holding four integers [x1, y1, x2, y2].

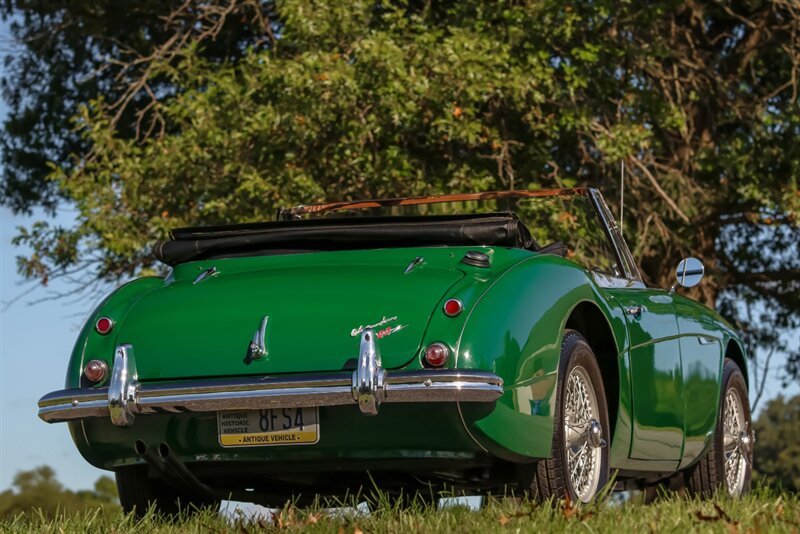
[[38, 329, 503, 427]]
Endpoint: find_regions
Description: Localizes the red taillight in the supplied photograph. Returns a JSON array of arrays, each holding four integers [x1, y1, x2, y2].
[[84, 359, 108, 383], [95, 317, 114, 335], [443, 299, 463, 317], [424, 343, 450, 367]]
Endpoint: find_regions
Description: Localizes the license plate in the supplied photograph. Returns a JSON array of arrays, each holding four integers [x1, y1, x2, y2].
[[217, 407, 319, 447]]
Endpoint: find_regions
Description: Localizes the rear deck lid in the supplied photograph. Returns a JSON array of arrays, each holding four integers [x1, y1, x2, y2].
[[115, 248, 465, 380]]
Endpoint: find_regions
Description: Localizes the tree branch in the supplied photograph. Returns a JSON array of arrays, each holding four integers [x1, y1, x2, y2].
[[628, 156, 691, 224]]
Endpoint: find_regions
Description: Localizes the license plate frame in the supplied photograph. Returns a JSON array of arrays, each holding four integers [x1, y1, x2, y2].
[[217, 407, 320, 447]]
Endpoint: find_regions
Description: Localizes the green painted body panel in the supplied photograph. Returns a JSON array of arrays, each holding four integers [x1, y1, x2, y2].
[[605, 289, 683, 463], [71, 247, 528, 384], [66, 277, 164, 389], [602, 288, 734, 473], [456, 257, 628, 460], [674, 294, 725, 470], [120, 249, 470, 379]]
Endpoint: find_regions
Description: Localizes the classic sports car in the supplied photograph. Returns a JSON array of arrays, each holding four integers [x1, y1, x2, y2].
[[38, 188, 753, 513]]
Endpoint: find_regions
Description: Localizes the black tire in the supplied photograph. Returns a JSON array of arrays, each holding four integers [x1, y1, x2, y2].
[[116, 465, 216, 518], [684, 358, 752, 498], [518, 330, 610, 503]]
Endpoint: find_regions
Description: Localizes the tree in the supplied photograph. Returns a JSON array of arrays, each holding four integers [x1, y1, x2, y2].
[[3, 1, 799, 377], [753, 395, 800, 492], [0, 0, 275, 213], [0, 466, 119, 518]]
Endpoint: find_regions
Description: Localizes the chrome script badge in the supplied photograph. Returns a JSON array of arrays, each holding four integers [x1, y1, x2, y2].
[[350, 316, 405, 339]]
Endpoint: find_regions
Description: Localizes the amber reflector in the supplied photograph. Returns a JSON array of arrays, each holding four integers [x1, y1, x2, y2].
[[424, 343, 449, 367], [84, 359, 108, 383], [95, 317, 114, 335], [443, 299, 463, 317]]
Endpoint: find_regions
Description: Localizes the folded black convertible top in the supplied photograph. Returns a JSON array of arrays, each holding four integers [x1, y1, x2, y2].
[[153, 213, 536, 266]]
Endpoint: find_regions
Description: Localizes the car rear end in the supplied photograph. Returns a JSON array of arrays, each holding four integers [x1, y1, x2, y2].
[[39, 243, 529, 501]]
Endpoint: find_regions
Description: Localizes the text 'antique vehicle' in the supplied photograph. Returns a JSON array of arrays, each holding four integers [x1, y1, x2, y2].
[[38, 188, 753, 514]]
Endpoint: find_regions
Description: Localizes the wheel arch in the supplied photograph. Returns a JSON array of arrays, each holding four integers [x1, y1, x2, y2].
[[724, 338, 749, 388], [564, 301, 620, 447]]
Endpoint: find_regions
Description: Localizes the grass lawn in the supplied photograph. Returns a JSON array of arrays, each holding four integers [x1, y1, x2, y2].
[[1, 486, 798, 533]]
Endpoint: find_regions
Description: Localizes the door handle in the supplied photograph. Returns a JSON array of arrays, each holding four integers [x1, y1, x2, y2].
[[624, 305, 643, 319]]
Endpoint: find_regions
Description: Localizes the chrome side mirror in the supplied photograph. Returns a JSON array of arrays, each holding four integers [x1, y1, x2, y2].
[[671, 257, 704, 292]]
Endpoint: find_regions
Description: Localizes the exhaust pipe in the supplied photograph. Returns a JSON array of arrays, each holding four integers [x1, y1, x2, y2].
[[134, 439, 173, 481], [134, 440, 217, 500], [157, 442, 218, 500]]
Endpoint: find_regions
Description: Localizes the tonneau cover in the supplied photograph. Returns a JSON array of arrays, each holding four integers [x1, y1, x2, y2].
[[153, 213, 535, 266]]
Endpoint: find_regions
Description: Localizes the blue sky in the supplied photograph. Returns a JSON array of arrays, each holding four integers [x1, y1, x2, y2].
[[0, 15, 798, 495], [0, 17, 110, 491]]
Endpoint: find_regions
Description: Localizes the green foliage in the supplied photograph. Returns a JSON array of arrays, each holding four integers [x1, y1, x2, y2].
[[0, 466, 119, 519], [754, 395, 800, 492], [0, 488, 799, 533], [3, 1, 800, 374], [0, 0, 272, 213]]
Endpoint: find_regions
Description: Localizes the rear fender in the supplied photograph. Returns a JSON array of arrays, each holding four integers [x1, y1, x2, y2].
[[455, 256, 626, 460], [64, 277, 164, 389], [64, 276, 164, 465]]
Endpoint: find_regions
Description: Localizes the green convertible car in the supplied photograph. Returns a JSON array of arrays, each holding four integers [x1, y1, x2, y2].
[[38, 187, 753, 512]]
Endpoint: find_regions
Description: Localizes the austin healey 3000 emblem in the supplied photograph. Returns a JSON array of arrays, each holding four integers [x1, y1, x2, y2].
[[351, 316, 406, 339]]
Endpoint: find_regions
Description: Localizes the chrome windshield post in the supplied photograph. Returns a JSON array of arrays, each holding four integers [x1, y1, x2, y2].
[[351, 329, 386, 415], [108, 344, 139, 426]]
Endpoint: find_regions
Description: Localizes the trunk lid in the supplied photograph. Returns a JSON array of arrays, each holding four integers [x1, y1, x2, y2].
[[116, 248, 465, 380]]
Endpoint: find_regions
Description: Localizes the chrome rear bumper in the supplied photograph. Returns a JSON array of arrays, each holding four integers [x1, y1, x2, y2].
[[38, 329, 503, 427]]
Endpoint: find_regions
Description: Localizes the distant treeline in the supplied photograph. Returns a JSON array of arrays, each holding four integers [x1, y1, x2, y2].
[[0, 466, 118, 519]]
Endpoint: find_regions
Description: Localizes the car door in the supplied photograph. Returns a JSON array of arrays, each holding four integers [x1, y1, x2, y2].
[[673, 294, 723, 469], [603, 288, 684, 461]]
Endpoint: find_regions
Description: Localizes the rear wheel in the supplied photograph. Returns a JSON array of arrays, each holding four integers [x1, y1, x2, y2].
[[518, 330, 610, 503], [685, 358, 752, 498], [116, 466, 217, 518]]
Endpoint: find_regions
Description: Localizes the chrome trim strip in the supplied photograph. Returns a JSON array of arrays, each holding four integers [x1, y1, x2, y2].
[[193, 266, 219, 285], [588, 187, 643, 283], [403, 256, 424, 274], [38, 369, 503, 425]]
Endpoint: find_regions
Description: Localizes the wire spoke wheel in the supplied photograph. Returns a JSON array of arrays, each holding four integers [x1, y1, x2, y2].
[[516, 330, 609, 504], [684, 358, 752, 499], [722, 387, 749, 496], [563, 365, 603, 502]]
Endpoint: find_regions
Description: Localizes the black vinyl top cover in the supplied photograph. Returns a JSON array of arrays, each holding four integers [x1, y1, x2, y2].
[[153, 212, 536, 266]]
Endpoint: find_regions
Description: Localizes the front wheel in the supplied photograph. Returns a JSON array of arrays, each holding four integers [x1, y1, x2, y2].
[[518, 330, 610, 503], [685, 358, 753, 497]]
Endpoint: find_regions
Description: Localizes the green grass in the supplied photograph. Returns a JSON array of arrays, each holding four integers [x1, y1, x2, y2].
[[1, 487, 799, 533]]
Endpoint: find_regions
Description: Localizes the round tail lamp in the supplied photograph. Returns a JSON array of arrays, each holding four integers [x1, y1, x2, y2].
[[424, 343, 450, 368], [84, 359, 109, 383], [95, 317, 114, 335], [443, 299, 463, 317]]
